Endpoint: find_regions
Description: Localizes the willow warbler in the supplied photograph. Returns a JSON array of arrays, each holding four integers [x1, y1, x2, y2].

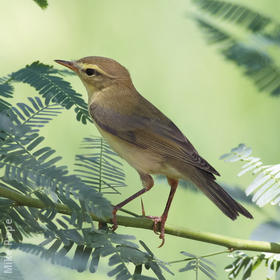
[[55, 57, 253, 247]]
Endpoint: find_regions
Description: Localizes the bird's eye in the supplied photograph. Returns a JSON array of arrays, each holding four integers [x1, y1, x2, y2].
[[85, 68, 99, 76]]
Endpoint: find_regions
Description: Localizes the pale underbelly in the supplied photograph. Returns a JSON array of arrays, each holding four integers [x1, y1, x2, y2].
[[96, 125, 182, 179]]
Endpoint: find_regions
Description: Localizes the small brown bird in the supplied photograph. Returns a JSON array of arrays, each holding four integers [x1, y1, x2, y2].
[[55, 57, 253, 247]]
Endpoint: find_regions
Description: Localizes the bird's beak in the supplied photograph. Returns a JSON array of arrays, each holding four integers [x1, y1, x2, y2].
[[54, 60, 79, 72]]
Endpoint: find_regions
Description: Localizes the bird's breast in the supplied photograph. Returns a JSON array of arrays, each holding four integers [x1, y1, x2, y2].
[[94, 124, 182, 179], [95, 124, 159, 173]]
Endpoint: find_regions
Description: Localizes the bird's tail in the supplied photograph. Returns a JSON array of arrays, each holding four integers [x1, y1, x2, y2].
[[190, 171, 253, 220]]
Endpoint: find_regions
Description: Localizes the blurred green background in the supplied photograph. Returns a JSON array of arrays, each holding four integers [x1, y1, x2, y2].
[[1, 0, 280, 279]]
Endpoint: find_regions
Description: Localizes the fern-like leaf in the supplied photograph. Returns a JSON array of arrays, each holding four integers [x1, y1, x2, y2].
[[3, 242, 72, 268], [140, 241, 173, 279], [178, 251, 217, 280], [192, 0, 280, 96], [8, 97, 63, 132], [3, 230, 168, 280], [0, 77, 13, 112], [75, 136, 126, 194], [0, 110, 112, 220], [221, 144, 280, 207], [11, 62, 90, 124], [0, 193, 44, 242], [225, 251, 280, 280], [193, 0, 274, 32]]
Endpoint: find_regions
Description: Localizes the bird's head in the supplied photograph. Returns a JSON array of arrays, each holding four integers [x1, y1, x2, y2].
[[55, 56, 132, 100]]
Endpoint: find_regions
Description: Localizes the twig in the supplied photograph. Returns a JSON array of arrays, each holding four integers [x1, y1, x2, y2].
[[1, 186, 280, 253]]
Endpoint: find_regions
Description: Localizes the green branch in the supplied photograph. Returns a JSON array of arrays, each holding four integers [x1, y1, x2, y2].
[[1, 185, 280, 253]]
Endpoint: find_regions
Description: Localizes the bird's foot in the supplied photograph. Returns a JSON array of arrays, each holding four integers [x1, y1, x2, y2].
[[144, 215, 166, 247], [145, 215, 161, 234], [140, 199, 166, 247], [140, 199, 159, 233], [111, 207, 118, 231]]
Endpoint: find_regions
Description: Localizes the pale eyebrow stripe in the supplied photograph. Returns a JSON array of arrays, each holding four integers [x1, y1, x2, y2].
[[78, 63, 116, 78]]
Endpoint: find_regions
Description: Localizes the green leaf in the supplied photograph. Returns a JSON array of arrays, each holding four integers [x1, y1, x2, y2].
[[0, 77, 13, 112], [117, 246, 150, 266], [0, 111, 113, 220], [193, 0, 273, 32], [178, 260, 196, 272], [139, 241, 171, 279], [9, 97, 64, 132], [242, 258, 253, 280], [3, 242, 72, 268], [133, 276, 157, 280], [192, 0, 280, 96], [11, 62, 90, 124], [75, 136, 126, 194], [89, 247, 101, 273], [33, 0, 48, 9], [199, 261, 217, 280], [179, 251, 216, 279], [72, 245, 85, 272], [225, 251, 261, 279], [221, 144, 280, 208]]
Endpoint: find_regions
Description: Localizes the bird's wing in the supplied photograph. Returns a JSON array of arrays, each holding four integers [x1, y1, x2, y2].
[[89, 99, 219, 176]]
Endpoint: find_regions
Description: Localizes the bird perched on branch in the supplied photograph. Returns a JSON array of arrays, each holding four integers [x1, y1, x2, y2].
[[55, 56, 253, 247]]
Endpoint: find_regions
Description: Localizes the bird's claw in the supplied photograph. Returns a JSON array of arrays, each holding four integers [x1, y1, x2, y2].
[[144, 215, 165, 247], [140, 201, 166, 246], [111, 208, 118, 231], [158, 232, 165, 248], [145, 216, 161, 235], [141, 199, 158, 233]]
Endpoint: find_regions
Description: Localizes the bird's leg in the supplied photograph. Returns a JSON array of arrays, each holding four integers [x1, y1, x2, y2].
[[158, 178, 178, 247], [112, 173, 154, 231], [145, 178, 178, 247]]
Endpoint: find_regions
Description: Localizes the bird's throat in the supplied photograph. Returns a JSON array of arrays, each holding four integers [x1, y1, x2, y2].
[[81, 81, 100, 104]]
